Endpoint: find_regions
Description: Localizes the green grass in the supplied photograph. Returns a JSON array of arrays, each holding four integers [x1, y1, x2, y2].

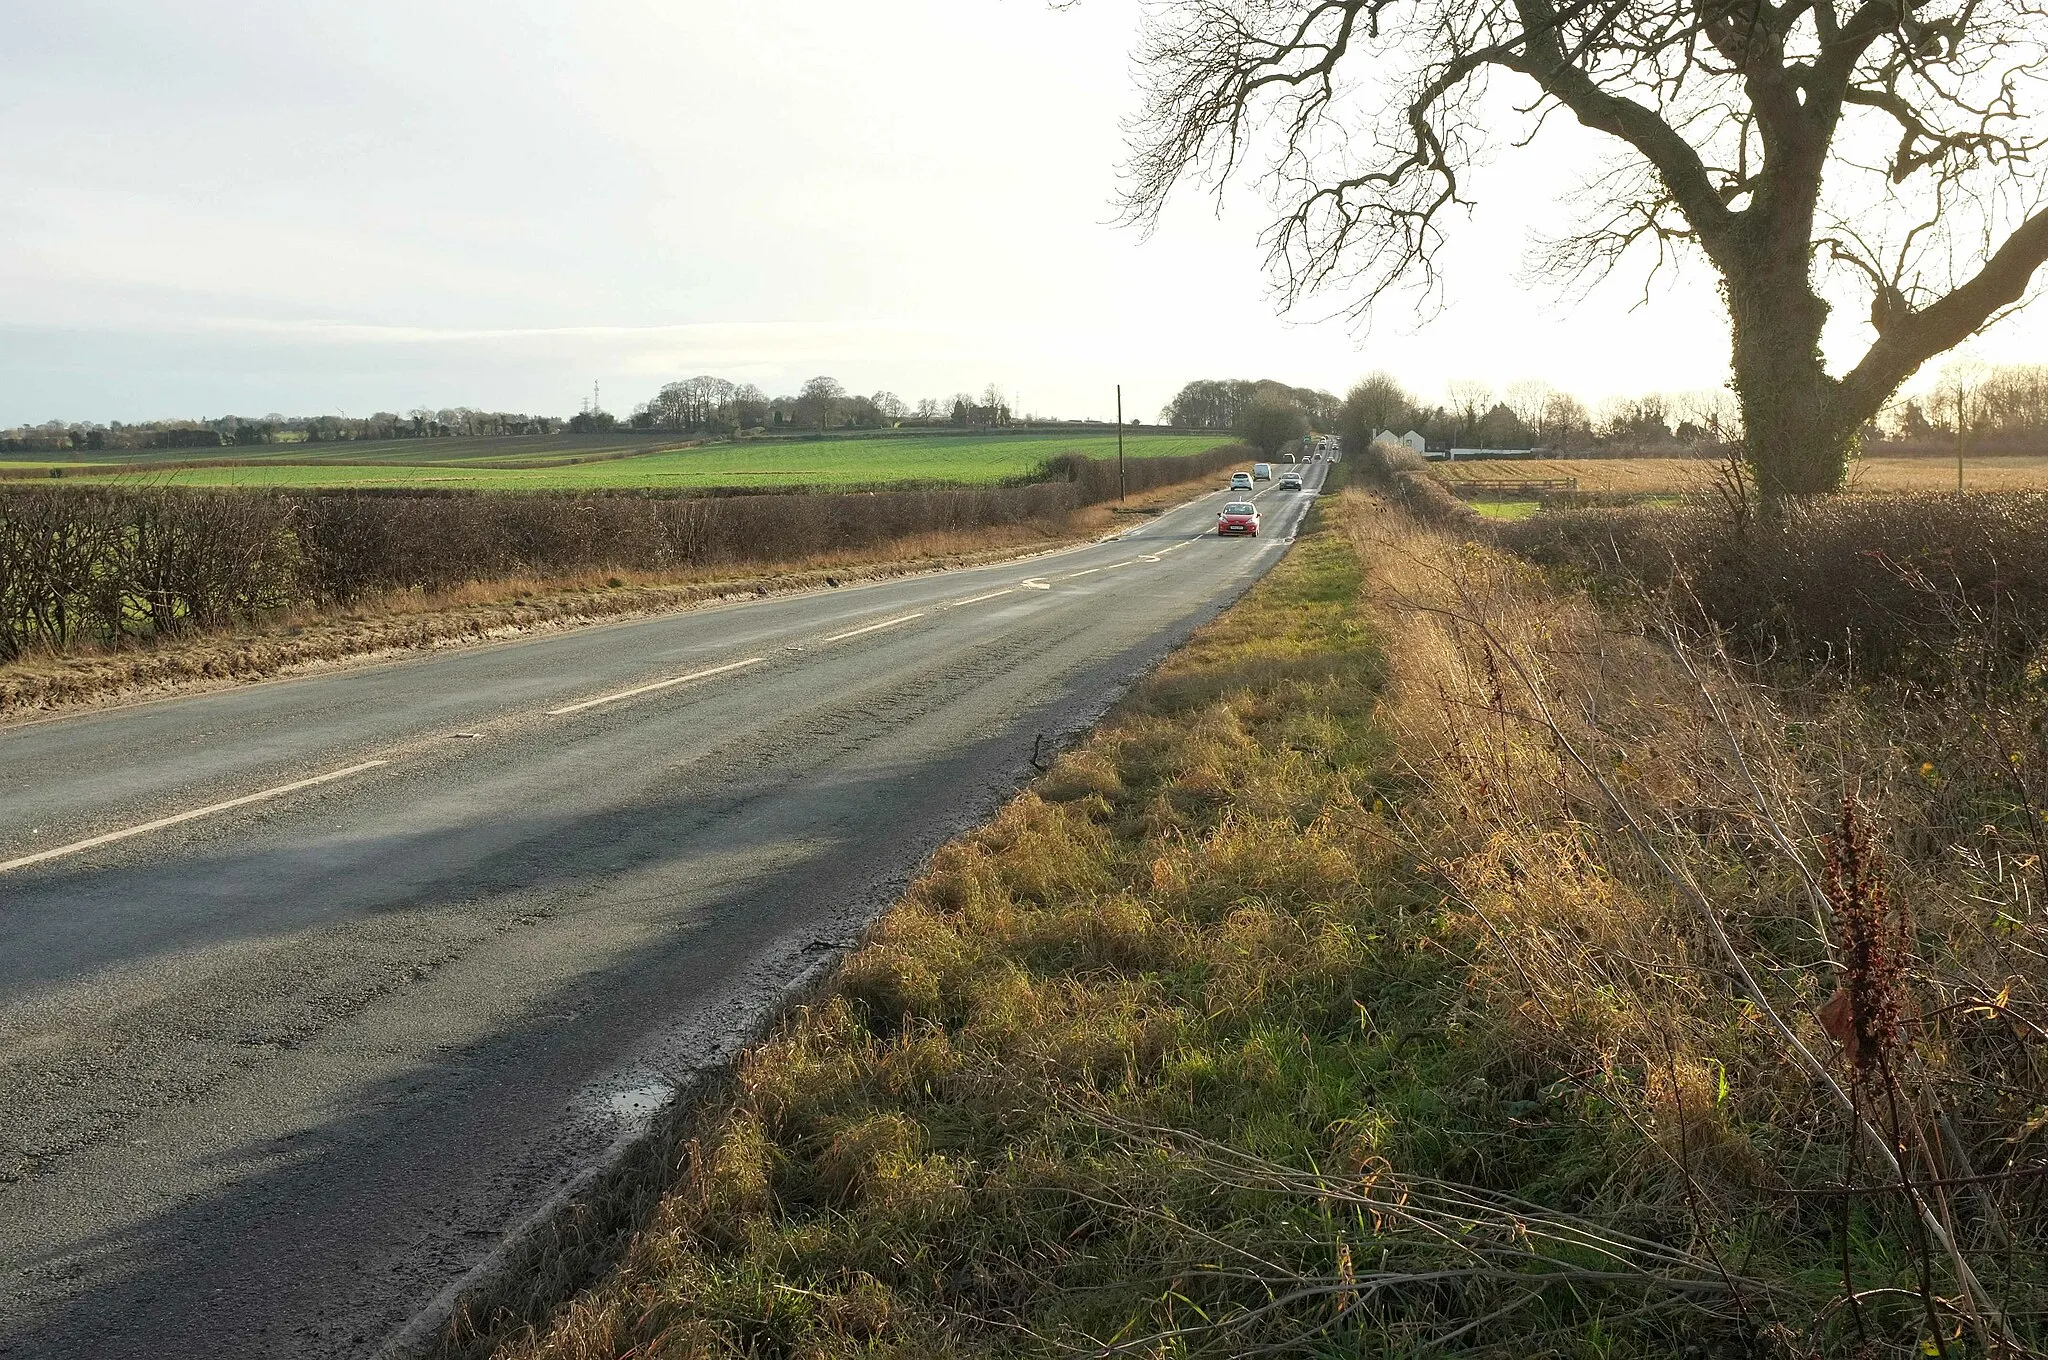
[[1469, 497, 1541, 520], [2, 432, 1231, 492]]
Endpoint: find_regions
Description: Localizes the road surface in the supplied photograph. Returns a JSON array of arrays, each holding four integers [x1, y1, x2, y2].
[[0, 465, 1327, 1357]]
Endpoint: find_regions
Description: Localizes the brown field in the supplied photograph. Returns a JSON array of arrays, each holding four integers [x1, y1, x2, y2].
[[1436, 452, 2048, 495]]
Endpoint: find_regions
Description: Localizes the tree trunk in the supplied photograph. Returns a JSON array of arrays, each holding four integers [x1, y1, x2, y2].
[[1726, 264, 1854, 501]]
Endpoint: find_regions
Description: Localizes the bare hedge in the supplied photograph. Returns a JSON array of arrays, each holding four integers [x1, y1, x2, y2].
[[0, 445, 1247, 660], [1495, 492, 2048, 682]]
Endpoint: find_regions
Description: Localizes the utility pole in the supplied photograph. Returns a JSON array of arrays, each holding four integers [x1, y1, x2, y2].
[[1116, 384, 1126, 503], [1954, 373, 1966, 496]]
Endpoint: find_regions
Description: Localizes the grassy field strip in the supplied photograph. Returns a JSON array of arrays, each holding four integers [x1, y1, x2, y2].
[[0, 759, 390, 875], [544, 658, 768, 717], [11, 432, 1235, 492]]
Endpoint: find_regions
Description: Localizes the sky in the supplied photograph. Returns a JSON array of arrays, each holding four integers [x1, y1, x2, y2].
[[3, 0, 2045, 429]]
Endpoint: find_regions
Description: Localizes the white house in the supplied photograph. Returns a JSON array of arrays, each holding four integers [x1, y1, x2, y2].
[[1374, 429, 1427, 455]]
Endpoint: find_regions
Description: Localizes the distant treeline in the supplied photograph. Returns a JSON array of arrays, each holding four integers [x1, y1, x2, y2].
[[1, 409, 567, 453], [1159, 379, 1344, 433], [0, 444, 1247, 661]]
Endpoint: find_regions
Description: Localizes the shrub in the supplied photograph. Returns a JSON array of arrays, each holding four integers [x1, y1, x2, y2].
[[1027, 442, 1250, 500], [1495, 492, 2048, 682]]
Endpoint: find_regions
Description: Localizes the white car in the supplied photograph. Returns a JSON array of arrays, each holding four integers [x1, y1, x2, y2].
[[1229, 471, 1255, 491]]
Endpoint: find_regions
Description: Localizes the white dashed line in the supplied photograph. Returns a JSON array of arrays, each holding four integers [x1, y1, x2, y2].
[[0, 760, 392, 875], [946, 588, 1016, 608], [823, 612, 926, 643], [549, 656, 767, 715]]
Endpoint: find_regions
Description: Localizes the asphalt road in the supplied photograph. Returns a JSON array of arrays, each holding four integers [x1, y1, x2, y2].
[[0, 464, 1327, 1358]]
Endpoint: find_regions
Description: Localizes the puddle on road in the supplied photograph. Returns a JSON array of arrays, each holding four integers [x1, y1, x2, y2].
[[603, 1081, 672, 1122]]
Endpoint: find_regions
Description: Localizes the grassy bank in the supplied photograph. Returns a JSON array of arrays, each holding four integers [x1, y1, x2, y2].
[[436, 491, 2044, 1359]]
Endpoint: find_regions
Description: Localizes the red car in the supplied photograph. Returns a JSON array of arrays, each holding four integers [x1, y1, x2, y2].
[[1217, 501, 1260, 536]]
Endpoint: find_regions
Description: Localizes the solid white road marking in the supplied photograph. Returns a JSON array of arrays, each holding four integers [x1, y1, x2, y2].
[[1020, 580, 1052, 590], [1063, 567, 1102, 579], [945, 588, 1015, 608], [548, 656, 766, 715], [0, 759, 391, 875], [823, 612, 926, 643]]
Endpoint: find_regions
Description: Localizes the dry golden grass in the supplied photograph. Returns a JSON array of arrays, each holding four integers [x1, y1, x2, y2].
[[1851, 453, 2048, 492], [1435, 456, 1714, 493], [1345, 495, 2047, 1349]]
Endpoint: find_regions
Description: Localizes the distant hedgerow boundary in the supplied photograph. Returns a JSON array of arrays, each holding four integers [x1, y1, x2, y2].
[[0, 445, 1249, 662]]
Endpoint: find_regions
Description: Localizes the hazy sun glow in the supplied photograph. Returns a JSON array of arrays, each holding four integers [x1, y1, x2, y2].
[[4, 0, 2042, 425]]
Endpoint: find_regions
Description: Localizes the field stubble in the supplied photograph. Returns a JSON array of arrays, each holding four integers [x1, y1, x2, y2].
[[1438, 453, 2048, 496]]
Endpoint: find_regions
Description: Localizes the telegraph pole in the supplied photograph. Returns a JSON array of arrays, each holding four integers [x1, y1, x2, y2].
[[1116, 384, 1125, 502]]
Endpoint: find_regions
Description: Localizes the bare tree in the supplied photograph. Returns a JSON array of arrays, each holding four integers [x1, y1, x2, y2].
[[1504, 379, 1556, 434], [793, 376, 846, 432], [1540, 389, 1593, 447], [1121, 1, 2048, 500], [1445, 379, 1494, 442], [1338, 370, 1416, 445]]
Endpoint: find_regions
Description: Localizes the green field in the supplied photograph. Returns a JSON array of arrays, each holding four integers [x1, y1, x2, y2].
[[0, 431, 1233, 491], [1469, 498, 1541, 520]]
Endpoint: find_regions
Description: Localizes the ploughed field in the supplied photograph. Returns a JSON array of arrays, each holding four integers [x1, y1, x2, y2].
[[0, 431, 1226, 491]]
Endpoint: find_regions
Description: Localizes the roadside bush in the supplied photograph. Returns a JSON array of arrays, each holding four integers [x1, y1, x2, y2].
[[1028, 441, 1250, 501], [1350, 437, 1484, 531], [1496, 492, 2048, 683]]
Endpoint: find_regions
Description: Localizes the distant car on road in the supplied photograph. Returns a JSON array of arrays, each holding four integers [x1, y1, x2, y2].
[[1217, 502, 1260, 536], [1253, 462, 1273, 481], [1229, 471, 1255, 491], [1278, 472, 1303, 490]]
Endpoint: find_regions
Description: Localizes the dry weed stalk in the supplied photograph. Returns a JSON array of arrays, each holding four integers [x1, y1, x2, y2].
[[1053, 1109, 1778, 1358]]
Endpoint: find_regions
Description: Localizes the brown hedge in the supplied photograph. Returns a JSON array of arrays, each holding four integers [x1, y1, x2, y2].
[[1495, 492, 2048, 682]]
